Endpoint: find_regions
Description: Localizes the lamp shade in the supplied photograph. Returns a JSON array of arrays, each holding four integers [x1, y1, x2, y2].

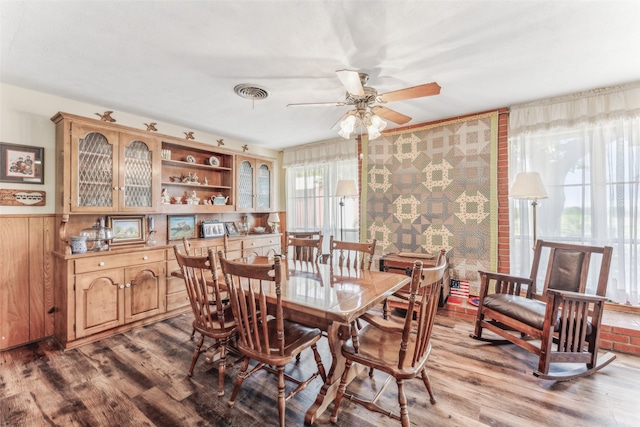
[[338, 115, 357, 139], [267, 212, 280, 223], [510, 172, 548, 200], [336, 179, 358, 197]]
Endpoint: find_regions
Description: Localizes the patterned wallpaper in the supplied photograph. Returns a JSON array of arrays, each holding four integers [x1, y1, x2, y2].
[[363, 112, 498, 293]]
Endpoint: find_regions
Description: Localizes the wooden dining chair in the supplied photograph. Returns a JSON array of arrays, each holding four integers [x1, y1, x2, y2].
[[284, 232, 323, 264], [218, 251, 327, 427], [328, 236, 376, 270], [471, 240, 615, 380], [330, 258, 447, 427], [173, 246, 237, 397]]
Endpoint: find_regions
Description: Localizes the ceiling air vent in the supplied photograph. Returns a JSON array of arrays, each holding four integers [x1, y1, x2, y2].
[[234, 84, 270, 100]]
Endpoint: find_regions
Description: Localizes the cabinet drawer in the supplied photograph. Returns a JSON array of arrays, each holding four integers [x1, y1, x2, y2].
[[226, 239, 242, 252], [167, 259, 179, 277], [167, 276, 185, 294], [167, 291, 190, 311], [75, 250, 165, 274], [246, 236, 280, 249]]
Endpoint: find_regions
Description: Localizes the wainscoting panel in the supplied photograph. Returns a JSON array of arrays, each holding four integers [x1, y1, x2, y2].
[[0, 215, 55, 350]]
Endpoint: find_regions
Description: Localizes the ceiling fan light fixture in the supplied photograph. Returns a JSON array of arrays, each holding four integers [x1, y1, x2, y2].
[[367, 124, 381, 140], [339, 114, 357, 139], [370, 114, 387, 132]]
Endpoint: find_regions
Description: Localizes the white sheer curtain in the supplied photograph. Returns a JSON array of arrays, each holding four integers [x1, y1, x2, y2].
[[509, 83, 640, 305], [283, 139, 358, 252]]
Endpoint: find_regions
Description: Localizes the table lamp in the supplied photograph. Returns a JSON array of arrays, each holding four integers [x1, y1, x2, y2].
[[268, 212, 281, 233]]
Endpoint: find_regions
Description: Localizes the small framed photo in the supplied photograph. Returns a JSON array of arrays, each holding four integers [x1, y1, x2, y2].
[[1, 142, 44, 184], [168, 215, 197, 241], [108, 215, 145, 245], [225, 221, 239, 237], [201, 220, 225, 238]]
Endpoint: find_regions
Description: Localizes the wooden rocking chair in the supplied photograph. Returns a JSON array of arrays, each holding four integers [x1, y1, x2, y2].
[[471, 240, 615, 380]]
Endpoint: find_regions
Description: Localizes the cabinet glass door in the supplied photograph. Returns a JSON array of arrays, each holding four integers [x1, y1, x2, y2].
[[76, 131, 115, 209], [256, 163, 271, 210], [123, 140, 154, 208], [237, 159, 254, 209]]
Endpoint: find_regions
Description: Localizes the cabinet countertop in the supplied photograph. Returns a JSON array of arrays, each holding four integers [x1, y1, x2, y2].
[[53, 233, 281, 259]]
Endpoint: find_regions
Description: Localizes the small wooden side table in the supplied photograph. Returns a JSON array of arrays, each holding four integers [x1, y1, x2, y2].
[[379, 252, 450, 307]]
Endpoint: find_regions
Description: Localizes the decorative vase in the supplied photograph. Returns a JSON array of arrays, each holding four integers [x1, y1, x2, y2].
[[71, 236, 87, 254]]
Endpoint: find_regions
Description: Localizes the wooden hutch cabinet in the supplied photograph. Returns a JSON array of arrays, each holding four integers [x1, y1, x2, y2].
[[72, 250, 166, 338], [159, 140, 235, 214], [52, 112, 161, 213], [49, 112, 279, 349], [54, 248, 167, 348], [236, 155, 274, 212]]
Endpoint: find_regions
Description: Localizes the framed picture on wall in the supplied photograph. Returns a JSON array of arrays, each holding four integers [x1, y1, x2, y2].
[[0, 142, 44, 184], [167, 215, 197, 241]]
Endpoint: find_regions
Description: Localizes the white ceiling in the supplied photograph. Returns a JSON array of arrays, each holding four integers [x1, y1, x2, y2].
[[1, 1, 639, 150]]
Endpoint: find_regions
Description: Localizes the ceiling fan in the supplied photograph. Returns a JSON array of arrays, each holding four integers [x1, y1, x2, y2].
[[287, 69, 441, 139]]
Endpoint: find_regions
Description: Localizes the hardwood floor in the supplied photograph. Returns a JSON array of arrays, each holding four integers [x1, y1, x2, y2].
[[1, 313, 639, 426]]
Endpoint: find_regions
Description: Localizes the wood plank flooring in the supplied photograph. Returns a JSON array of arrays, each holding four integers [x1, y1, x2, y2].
[[1, 312, 639, 426]]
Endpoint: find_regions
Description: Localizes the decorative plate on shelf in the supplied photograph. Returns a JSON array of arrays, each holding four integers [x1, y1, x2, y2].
[[185, 155, 196, 163], [208, 156, 220, 167]]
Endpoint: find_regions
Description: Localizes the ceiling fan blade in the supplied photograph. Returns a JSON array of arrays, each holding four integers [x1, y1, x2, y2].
[[287, 101, 347, 107], [371, 106, 412, 125], [378, 82, 441, 103], [336, 69, 364, 97]]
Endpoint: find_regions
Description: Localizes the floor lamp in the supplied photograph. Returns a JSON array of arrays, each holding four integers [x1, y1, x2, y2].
[[510, 172, 548, 249], [336, 180, 357, 241]]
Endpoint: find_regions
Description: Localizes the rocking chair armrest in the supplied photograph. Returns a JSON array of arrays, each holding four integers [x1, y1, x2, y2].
[[359, 312, 404, 334], [478, 271, 533, 298], [546, 289, 608, 304]]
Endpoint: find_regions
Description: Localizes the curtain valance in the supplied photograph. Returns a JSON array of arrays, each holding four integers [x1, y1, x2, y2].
[[282, 138, 356, 168], [510, 82, 640, 135]]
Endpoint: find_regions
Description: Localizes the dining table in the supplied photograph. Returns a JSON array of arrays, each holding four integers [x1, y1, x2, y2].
[[232, 256, 412, 424]]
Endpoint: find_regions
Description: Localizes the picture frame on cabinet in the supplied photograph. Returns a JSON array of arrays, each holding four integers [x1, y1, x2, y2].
[[201, 220, 225, 238], [225, 221, 239, 237], [108, 215, 146, 245], [0, 142, 44, 184], [168, 215, 197, 241]]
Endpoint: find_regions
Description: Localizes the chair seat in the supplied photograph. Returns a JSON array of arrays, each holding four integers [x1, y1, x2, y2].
[[483, 294, 547, 329], [193, 314, 236, 337], [342, 321, 426, 379], [238, 318, 322, 361], [483, 293, 592, 336]]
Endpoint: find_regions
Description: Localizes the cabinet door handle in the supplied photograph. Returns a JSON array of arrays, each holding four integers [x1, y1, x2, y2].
[[125, 283, 131, 288], [119, 284, 125, 289], [120, 187, 125, 191], [113, 186, 118, 190], [99, 261, 105, 267], [143, 256, 148, 261]]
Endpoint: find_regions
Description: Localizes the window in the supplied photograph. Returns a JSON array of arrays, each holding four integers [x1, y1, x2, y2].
[[282, 138, 359, 252], [509, 84, 640, 305], [285, 159, 358, 251]]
